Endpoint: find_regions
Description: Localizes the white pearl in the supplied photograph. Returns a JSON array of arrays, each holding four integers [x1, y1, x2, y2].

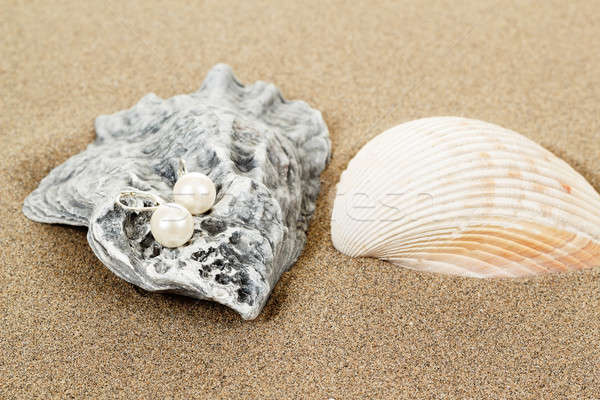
[[150, 203, 194, 248], [173, 172, 216, 215]]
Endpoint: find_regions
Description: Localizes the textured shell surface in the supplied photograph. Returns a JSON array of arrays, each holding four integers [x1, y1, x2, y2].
[[331, 117, 600, 278], [23, 64, 331, 319]]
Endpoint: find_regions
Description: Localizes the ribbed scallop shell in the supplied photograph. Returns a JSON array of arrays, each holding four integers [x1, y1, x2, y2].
[[331, 117, 600, 278]]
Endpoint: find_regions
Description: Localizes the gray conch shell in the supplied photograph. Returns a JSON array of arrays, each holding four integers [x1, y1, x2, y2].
[[24, 64, 331, 319]]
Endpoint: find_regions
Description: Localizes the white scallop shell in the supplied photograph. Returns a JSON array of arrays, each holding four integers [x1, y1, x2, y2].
[[331, 117, 600, 278]]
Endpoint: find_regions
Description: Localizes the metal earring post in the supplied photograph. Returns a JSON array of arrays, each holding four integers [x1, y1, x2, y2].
[[177, 158, 188, 179], [115, 190, 164, 212]]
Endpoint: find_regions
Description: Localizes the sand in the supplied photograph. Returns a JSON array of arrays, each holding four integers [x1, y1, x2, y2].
[[2, 0, 600, 398]]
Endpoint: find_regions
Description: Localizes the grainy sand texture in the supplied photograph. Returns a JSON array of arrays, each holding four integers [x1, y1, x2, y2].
[[2, 0, 600, 398]]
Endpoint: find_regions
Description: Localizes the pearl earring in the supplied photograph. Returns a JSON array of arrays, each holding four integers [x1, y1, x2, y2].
[[173, 159, 216, 215], [116, 191, 194, 248]]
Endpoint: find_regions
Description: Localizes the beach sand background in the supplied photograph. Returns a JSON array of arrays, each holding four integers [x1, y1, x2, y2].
[[2, 0, 600, 398]]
